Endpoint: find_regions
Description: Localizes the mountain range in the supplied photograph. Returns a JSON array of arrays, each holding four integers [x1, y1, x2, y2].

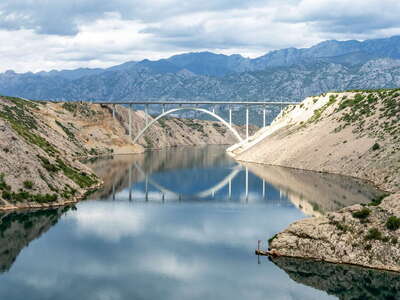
[[1, 35, 400, 102]]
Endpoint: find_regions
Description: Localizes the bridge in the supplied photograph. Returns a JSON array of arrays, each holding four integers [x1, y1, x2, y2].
[[93, 100, 300, 143], [109, 163, 290, 203]]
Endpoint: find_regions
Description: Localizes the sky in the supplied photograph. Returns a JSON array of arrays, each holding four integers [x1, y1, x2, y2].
[[0, 0, 400, 73]]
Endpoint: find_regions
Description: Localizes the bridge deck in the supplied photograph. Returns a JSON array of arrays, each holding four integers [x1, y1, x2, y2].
[[95, 101, 299, 105], [49, 100, 300, 106]]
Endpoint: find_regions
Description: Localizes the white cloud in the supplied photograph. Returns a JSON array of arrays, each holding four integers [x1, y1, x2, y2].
[[0, 0, 400, 72], [70, 202, 147, 242]]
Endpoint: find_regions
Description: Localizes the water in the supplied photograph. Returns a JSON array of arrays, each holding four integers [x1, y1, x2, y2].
[[0, 146, 398, 300]]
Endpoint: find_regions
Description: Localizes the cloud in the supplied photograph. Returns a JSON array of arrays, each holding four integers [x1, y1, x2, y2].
[[0, 0, 400, 72]]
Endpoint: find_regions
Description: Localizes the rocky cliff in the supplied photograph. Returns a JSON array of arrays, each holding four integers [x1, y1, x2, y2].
[[0, 96, 249, 210], [229, 89, 400, 271]]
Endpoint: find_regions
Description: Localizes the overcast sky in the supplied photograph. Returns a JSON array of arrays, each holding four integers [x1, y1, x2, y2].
[[1, 0, 400, 73]]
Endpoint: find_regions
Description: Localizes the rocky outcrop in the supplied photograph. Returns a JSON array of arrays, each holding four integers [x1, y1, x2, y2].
[[269, 194, 400, 271], [229, 89, 400, 271]]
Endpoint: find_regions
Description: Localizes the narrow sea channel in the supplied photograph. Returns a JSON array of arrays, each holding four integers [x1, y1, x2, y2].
[[0, 146, 398, 300]]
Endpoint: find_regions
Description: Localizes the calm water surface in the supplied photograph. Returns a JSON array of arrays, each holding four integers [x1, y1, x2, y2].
[[0, 146, 398, 300]]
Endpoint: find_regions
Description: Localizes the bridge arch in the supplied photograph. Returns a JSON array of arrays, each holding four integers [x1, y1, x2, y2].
[[133, 107, 244, 144], [133, 162, 242, 198]]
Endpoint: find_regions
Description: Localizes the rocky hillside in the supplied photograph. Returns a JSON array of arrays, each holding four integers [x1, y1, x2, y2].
[[230, 89, 400, 193], [229, 89, 400, 271], [1, 36, 400, 102], [0, 96, 249, 210]]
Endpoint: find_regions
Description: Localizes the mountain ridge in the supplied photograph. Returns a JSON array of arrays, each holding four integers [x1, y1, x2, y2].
[[1, 36, 400, 102]]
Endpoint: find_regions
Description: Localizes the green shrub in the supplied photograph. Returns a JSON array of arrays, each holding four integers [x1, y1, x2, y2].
[[365, 228, 382, 240], [0, 173, 11, 191], [352, 208, 371, 219], [371, 143, 380, 151], [386, 216, 400, 231], [23, 181, 34, 189], [368, 194, 388, 206]]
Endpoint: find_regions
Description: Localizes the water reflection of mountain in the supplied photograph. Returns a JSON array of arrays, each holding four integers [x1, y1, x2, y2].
[[272, 257, 400, 300], [0, 208, 68, 273], [243, 163, 382, 216], [85, 146, 232, 199]]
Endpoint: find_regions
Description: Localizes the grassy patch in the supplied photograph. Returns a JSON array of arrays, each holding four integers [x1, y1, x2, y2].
[[37, 155, 59, 173], [368, 194, 388, 206], [0, 174, 58, 204], [56, 158, 97, 188]]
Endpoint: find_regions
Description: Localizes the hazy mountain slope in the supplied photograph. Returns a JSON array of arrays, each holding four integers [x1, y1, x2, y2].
[[2, 59, 400, 102], [1, 36, 400, 102]]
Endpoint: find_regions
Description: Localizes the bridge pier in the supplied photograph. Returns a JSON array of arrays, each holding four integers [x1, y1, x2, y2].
[[129, 104, 132, 138], [228, 178, 232, 199], [245, 167, 249, 201], [145, 104, 149, 126], [246, 105, 249, 140], [229, 106, 232, 127], [129, 164, 132, 201], [262, 179, 265, 199], [263, 105, 266, 127]]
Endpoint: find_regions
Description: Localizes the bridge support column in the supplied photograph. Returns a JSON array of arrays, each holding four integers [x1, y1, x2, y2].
[[245, 167, 249, 201], [228, 178, 232, 199], [112, 104, 115, 121], [129, 165, 132, 201], [246, 105, 249, 140], [129, 104, 132, 138], [112, 181, 115, 201], [263, 105, 266, 127], [229, 106, 232, 127], [145, 104, 149, 126], [162, 104, 165, 114], [262, 179, 265, 199], [145, 175, 149, 201]]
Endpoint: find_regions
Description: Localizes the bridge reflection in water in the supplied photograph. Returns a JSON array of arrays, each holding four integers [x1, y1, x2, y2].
[[86, 146, 383, 216]]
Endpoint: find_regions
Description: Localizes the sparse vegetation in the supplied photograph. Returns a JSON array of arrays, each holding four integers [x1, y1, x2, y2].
[[365, 228, 382, 240], [55, 158, 98, 188], [23, 181, 34, 189], [368, 194, 388, 206], [0, 99, 58, 155], [0, 174, 57, 204], [386, 216, 400, 231], [371, 143, 380, 151], [352, 208, 371, 219]]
